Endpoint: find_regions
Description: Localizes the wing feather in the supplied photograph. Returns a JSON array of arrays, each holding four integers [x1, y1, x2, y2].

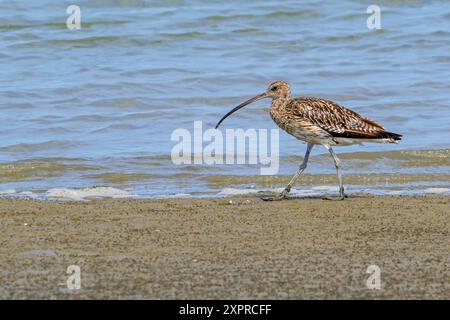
[[287, 97, 401, 140]]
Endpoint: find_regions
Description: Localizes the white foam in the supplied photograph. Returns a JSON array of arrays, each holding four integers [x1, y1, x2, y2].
[[46, 187, 135, 201], [0, 189, 16, 195], [156, 193, 192, 199], [19, 191, 38, 199], [424, 187, 450, 194], [218, 187, 326, 197], [0, 189, 37, 199], [311, 185, 338, 191], [218, 188, 265, 196], [386, 190, 404, 195], [217, 186, 450, 198]]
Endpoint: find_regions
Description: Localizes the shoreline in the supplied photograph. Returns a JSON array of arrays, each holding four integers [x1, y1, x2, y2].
[[0, 194, 448, 299], [1, 148, 449, 201], [1, 183, 449, 202]]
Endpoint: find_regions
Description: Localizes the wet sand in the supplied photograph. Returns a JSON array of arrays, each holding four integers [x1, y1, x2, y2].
[[0, 195, 448, 299]]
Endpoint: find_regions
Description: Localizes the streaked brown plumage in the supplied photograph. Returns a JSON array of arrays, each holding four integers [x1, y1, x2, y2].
[[215, 81, 402, 200], [270, 94, 401, 145]]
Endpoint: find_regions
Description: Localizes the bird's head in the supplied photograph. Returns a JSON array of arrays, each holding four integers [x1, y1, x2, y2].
[[215, 80, 291, 129], [265, 81, 291, 99]]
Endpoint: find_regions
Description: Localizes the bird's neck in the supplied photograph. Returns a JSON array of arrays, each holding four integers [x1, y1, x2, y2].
[[271, 96, 290, 111]]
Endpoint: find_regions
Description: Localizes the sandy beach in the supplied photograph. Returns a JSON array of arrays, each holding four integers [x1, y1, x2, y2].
[[0, 194, 448, 299]]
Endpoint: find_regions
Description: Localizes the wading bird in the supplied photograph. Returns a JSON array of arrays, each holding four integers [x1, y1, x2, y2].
[[215, 81, 401, 200]]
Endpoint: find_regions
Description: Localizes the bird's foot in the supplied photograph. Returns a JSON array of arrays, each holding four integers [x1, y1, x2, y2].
[[260, 188, 290, 201], [323, 187, 347, 201]]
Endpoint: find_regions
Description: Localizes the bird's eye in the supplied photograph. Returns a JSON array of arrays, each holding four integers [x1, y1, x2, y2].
[[271, 86, 278, 91]]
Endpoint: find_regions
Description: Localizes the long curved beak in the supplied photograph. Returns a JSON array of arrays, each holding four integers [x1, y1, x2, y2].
[[215, 93, 267, 129]]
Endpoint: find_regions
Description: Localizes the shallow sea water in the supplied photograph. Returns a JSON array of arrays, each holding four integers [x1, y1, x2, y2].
[[1, 0, 449, 199]]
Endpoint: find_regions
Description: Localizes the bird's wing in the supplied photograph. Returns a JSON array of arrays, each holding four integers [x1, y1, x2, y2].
[[288, 97, 393, 139]]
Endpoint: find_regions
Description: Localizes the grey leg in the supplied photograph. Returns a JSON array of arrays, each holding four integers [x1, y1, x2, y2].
[[262, 143, 314, 201], [323, 144, 346, 200]]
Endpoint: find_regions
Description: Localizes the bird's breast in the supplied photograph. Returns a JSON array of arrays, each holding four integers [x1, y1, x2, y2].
[[269, 108, 289, 131], [269, 106, 331, 144], [270, 108, 306, 138]]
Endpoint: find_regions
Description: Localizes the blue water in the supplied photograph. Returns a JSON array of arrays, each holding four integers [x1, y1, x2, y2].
[[0, 0, 449, 198]]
